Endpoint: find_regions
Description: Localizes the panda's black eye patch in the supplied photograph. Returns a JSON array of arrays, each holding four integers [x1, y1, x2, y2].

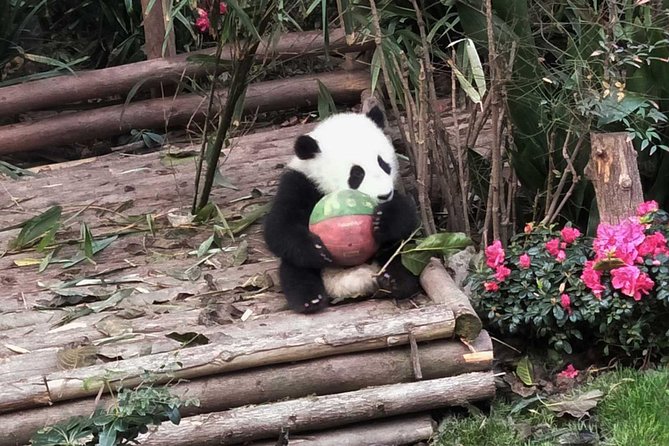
[[378, 156, 391, 174], [348, 165, 365, 189]]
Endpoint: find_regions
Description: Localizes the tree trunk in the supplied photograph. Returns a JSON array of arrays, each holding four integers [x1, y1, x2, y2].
[[0, 29, 372, 118], [0, 333, 492, 445], [0, 303, 455, 413], [585, 132, 645, 224], [420, 257, 482, 340], [0, 70, 369, 155], [137, 372, 495, 446], [141, 0, 176, 59], [250, 414, 436, 446]]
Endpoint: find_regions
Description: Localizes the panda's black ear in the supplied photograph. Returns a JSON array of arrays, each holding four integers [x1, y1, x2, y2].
[[366, 105, 385, 129], [295, 135, 320, 160]]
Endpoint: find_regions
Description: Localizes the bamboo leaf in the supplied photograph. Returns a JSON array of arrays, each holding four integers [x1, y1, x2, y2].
[[464, 38, 486, 98], [9, 206, 62, 250], [62, 236, 118, 269], [317, 79, 337, 120], [448, 60, 481, 104], [226, 0, 261, 41], [370, 46, 382, 94]]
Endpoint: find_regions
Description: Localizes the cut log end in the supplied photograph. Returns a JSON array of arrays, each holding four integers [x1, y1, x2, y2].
[[419, 257, 482, 340]]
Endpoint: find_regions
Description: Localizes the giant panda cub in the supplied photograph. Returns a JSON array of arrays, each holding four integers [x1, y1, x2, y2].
[[263, 106, 421, 313]]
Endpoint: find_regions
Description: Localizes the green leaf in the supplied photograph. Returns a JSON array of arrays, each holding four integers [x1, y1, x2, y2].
[[0, 160, 35, 179], [9, 206, 62, 250], [401, 249, 431, 275], [62, 236, 118, 269], [516, 356, 535, 386], [449, 60, 481, 104], [464, 38, 486, 98], [80, 223, 94, 261], [197, 235, 216, 258], [407, 232, 473, 256], [317, 79, 337, 120], [225, 203, 271, 236], [370, 46, 382, 94]]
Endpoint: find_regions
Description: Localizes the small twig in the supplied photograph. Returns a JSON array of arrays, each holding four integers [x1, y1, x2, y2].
[[408, 329, 423, 380], [373, 226, 422, 278]]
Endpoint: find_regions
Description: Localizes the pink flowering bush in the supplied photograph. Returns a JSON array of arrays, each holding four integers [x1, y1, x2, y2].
[[468, 202, 669, 358]]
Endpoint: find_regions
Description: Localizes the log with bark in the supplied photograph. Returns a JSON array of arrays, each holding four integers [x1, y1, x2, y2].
[[0, 29, 372, 118], [0, 303, 455, 413], [250, 414, 436, 446], [0, 70, 370, 155], [585, 132, 645, 224], [420, 257, 482, 340], [137, 371, 495, 446], [0, 332, 493, 445]]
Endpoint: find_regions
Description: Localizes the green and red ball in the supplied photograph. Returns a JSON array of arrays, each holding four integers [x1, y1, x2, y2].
[[309, 189, 378, 266]]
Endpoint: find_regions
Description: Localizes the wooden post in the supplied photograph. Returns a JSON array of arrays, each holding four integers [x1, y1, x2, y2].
[[585, 132, 645, 224], [141, 0, 176, 59]]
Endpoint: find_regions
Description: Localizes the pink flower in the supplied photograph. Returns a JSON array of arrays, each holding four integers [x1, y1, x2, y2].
[[519, 253, 531, 269], [219, 2, 228, 14], [593, 220, 645, 265], [560, 293, 573, 315], [581, 260, 605, 298], [195, 8, 210, 32], [484, 281, 499, 292], [485, 240, 505, 269], [637, 232, 668, 258], [546, 238, 561, 256], [558, 364, 579, 379], [494, 265, 511, 282], [546, 238, 566, 262], [560, 226, 581, 244], [610, 265, 654, 301], [636, 200, 659, 216], [524, 223, 534, 234]]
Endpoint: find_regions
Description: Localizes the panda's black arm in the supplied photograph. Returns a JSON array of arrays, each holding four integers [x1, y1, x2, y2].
[[263, 170, 334, 269], [373, 191, 420, 246]]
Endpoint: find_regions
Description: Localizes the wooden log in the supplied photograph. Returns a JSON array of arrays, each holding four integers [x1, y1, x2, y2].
[[0, 69, 369, 155], [584, 132, 644, 224], [249, 414, 436, 446], [137, 371, 495, 446], [0, 303, 455, 413], [420, 257, 482, 340], [141, 0, 176, 59], [0, 29, 372, 118], [0, 333, 492, 445]]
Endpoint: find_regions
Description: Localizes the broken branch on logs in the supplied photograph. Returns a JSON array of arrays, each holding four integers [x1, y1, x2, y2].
[[0, 303, 455, 413], [0, 70, 369, 155], [420, 257, 482, 340], [0, 29, 372, 118], [137, 372, 495, 446], [0, 333, 493, 445]]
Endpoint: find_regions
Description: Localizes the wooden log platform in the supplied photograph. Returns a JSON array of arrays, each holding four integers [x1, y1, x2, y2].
[[0, 112, 494, 445]]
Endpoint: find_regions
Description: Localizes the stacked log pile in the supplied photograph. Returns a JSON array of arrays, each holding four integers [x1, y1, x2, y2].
[[0, 262, 495, 446], [0, 29, 372, 155]]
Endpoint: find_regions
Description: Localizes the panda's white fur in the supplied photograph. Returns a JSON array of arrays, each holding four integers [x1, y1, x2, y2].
[[288, 112, 400, 201], [288, 112, 401, 301]]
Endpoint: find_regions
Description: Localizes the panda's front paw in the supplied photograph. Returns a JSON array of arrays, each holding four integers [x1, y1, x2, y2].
[[372, 204, 401, 245], [308, 232, 334, 267]]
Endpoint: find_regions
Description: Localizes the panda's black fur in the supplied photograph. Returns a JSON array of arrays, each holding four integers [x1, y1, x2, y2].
[[263, 106, 421, 313]]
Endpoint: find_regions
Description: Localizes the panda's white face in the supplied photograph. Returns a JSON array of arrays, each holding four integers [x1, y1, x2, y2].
[[288, 109, 399, 203]]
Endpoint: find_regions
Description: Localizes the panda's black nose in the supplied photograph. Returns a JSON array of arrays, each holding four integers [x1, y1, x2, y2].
[[377, 192, 392, 201]]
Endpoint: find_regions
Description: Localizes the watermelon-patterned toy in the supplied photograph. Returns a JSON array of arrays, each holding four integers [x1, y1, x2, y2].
[[309, 189, 378, 266]]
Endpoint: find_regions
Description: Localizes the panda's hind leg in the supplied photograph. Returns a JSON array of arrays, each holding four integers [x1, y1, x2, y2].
[[376, 256, 421, 299], [279, 261, 330, 313]]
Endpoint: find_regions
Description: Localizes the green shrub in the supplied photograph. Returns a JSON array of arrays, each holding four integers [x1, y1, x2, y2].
[[468, 202, 669, 359]]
